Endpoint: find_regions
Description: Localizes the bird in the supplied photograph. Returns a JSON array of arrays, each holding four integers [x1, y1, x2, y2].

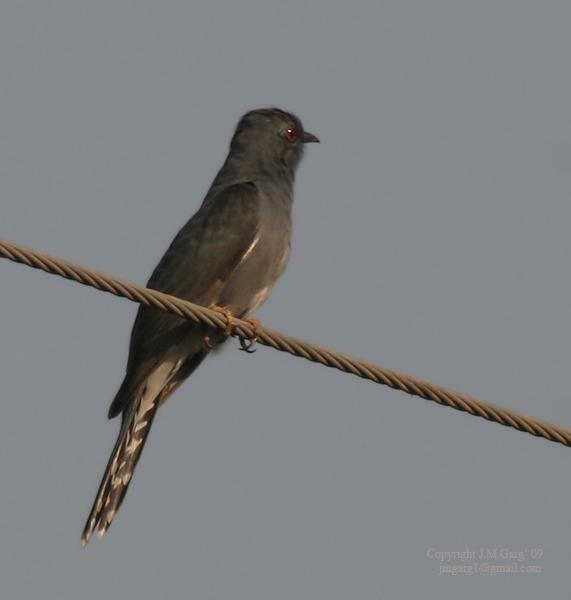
[[81, 108, 319, 545]]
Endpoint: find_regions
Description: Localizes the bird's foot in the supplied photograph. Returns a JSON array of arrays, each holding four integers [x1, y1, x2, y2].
[[211, 305, 237, 337], [239, 318, 263, 353]]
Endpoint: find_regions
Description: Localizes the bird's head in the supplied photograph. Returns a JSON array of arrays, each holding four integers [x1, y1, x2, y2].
[[230, 108, 319, 174]]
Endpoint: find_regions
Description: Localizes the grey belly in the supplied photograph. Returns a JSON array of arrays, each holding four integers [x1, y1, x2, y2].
[[217, 233, 291, 317]]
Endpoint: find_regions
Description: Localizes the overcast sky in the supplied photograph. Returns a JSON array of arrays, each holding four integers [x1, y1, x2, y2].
[[2, 1, 571, 598]]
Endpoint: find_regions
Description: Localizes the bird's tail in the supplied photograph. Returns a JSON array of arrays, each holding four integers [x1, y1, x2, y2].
[[81, 358, 184, 546], [81, 386, 160, 546]]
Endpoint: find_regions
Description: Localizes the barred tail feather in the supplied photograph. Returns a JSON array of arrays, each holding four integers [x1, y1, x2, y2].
[[81, 388, 160, 546], [81, 356, 185, 546]]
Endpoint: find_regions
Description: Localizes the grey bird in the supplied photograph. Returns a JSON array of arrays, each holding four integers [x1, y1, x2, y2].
[[81, 108, 318, 545]]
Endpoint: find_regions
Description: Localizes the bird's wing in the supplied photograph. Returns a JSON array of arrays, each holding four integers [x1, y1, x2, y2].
[[148, 181, 261, 301], [108, 181, 261, 417]]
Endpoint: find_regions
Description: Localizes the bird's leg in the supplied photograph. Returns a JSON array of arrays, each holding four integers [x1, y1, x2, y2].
[[239, 318, 263, 353]]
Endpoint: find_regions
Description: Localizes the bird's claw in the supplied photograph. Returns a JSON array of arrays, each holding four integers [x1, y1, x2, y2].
[[211, 305, 236, 336], [239, 318, 263, 353], [203, 306, 237, 349], [239, 337, 256, 353]]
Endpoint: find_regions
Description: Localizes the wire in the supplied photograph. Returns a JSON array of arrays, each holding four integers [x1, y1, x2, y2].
[[2, 238, 570, 449]]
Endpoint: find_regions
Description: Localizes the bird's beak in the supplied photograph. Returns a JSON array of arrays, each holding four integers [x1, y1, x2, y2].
[[302, 131, 320, 144]]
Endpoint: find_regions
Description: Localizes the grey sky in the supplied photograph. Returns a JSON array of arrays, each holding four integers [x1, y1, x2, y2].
[[1, 1, 570, 597]]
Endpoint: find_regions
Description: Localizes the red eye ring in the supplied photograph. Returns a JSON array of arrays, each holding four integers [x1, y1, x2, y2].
[[285, 127, 297, 142]]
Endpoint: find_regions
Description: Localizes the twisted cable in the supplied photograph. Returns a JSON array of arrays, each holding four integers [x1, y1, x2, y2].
[[2, 238, 570, 448]]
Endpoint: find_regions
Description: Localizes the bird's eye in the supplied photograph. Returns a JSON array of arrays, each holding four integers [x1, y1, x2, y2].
[[284, 127, 298, 142]]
